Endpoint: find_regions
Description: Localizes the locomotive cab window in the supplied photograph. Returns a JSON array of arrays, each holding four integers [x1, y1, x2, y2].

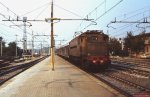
[[87, 36, 98, 42], [103, 36, 108, 41]]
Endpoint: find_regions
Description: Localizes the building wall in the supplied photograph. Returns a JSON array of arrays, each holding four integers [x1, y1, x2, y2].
[[145, 45, 149, 53], [144, 38, 150, 54]]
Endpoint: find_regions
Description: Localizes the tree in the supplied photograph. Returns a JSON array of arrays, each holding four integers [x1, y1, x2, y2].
[[6, 42, 16, 56], [0, 37, 23, 57], [5, 42, 23, 57], [124, 31, 133, 53], [124, 31, 144, 54], [109, 37, 122, 56]]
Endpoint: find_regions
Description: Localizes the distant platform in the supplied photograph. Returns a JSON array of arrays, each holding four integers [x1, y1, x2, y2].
[[0, 56, 125, 97]]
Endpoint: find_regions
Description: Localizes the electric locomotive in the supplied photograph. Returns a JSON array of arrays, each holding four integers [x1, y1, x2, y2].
[[69, 30, 110, 70], [56, 30, 110, 71]]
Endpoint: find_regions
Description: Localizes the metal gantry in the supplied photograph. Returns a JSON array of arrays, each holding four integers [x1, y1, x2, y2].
[[2, 0, 93, 70], [46, 0, 94, 70], [3, 17, 32, 56], [33, 34, 54, 58], [109, 17, 150, 24]]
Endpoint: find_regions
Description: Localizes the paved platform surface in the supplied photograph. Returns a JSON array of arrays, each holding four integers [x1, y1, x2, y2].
[[0, 56, 125, 97]]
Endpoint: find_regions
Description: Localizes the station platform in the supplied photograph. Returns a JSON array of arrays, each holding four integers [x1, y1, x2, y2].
[[0, 56, 125, 97]]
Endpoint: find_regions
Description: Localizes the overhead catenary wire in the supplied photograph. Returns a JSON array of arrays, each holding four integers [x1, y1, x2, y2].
[[44, 0, 106, 36], [54, 4, 83, 18], [34, 4, 50, 20], [108, 8, 150, 35], [107, 4, 150, 38], [0, 1, 46, 43], [75, 0, 106, 32], [20, 2, 51, 17], [0, 2, 18, 17], [1, 0, 150, 47], [88, 1, 150, 38], [114, 4, 150, 19], [107, 13, 150, 29], [109, 16, 150, 37], [0, 22, 42, 41], [0, 1, 50, 51], [0, 2, 32, 36], [81, 0, 123, 32], [120, 9, 150, 21], [28, 27, 48, 43]]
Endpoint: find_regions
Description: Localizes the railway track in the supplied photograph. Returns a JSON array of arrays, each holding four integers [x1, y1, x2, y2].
[[59, 56, 150, 96], [111, 63, 150, 77], [0, 61, 11, 68], [91, 61, 150, 96], [85, 64, 150, 96], [94, 72, 150, 97], [111, 57, 150, 69], [0, 56, 48, 85], [70, 62, 132, 96]]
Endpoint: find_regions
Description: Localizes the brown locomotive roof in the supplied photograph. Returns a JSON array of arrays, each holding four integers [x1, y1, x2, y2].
[[69, 30, 109, 43]]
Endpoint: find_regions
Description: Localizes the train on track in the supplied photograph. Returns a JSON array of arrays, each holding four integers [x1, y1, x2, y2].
[[56, 30, 111, 71]]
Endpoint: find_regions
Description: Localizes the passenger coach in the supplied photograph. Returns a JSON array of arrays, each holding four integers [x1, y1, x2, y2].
[[56, 30, 111, 71]]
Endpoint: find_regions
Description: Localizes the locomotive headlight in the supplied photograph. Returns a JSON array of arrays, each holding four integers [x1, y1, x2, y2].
[[100, 60, 104, 63], [92, 60, 96, 64], [88, 53, 91, 56]]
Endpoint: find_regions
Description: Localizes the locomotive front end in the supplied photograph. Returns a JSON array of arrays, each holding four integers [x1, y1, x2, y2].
[[86, 55, 110, 69], [83, 30, 110, 70]]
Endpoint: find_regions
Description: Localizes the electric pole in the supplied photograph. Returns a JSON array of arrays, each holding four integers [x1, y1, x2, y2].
[[45, 0, 94, 71], [51, 0, 54, 71], [15, 34, 18, 57], [0, 37, 2, 57], [23, 17, 27, 53], [32, 31, 34, 59]]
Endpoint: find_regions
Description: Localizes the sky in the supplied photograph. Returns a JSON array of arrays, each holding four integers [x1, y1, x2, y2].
[[0, 0, 150, 49]]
